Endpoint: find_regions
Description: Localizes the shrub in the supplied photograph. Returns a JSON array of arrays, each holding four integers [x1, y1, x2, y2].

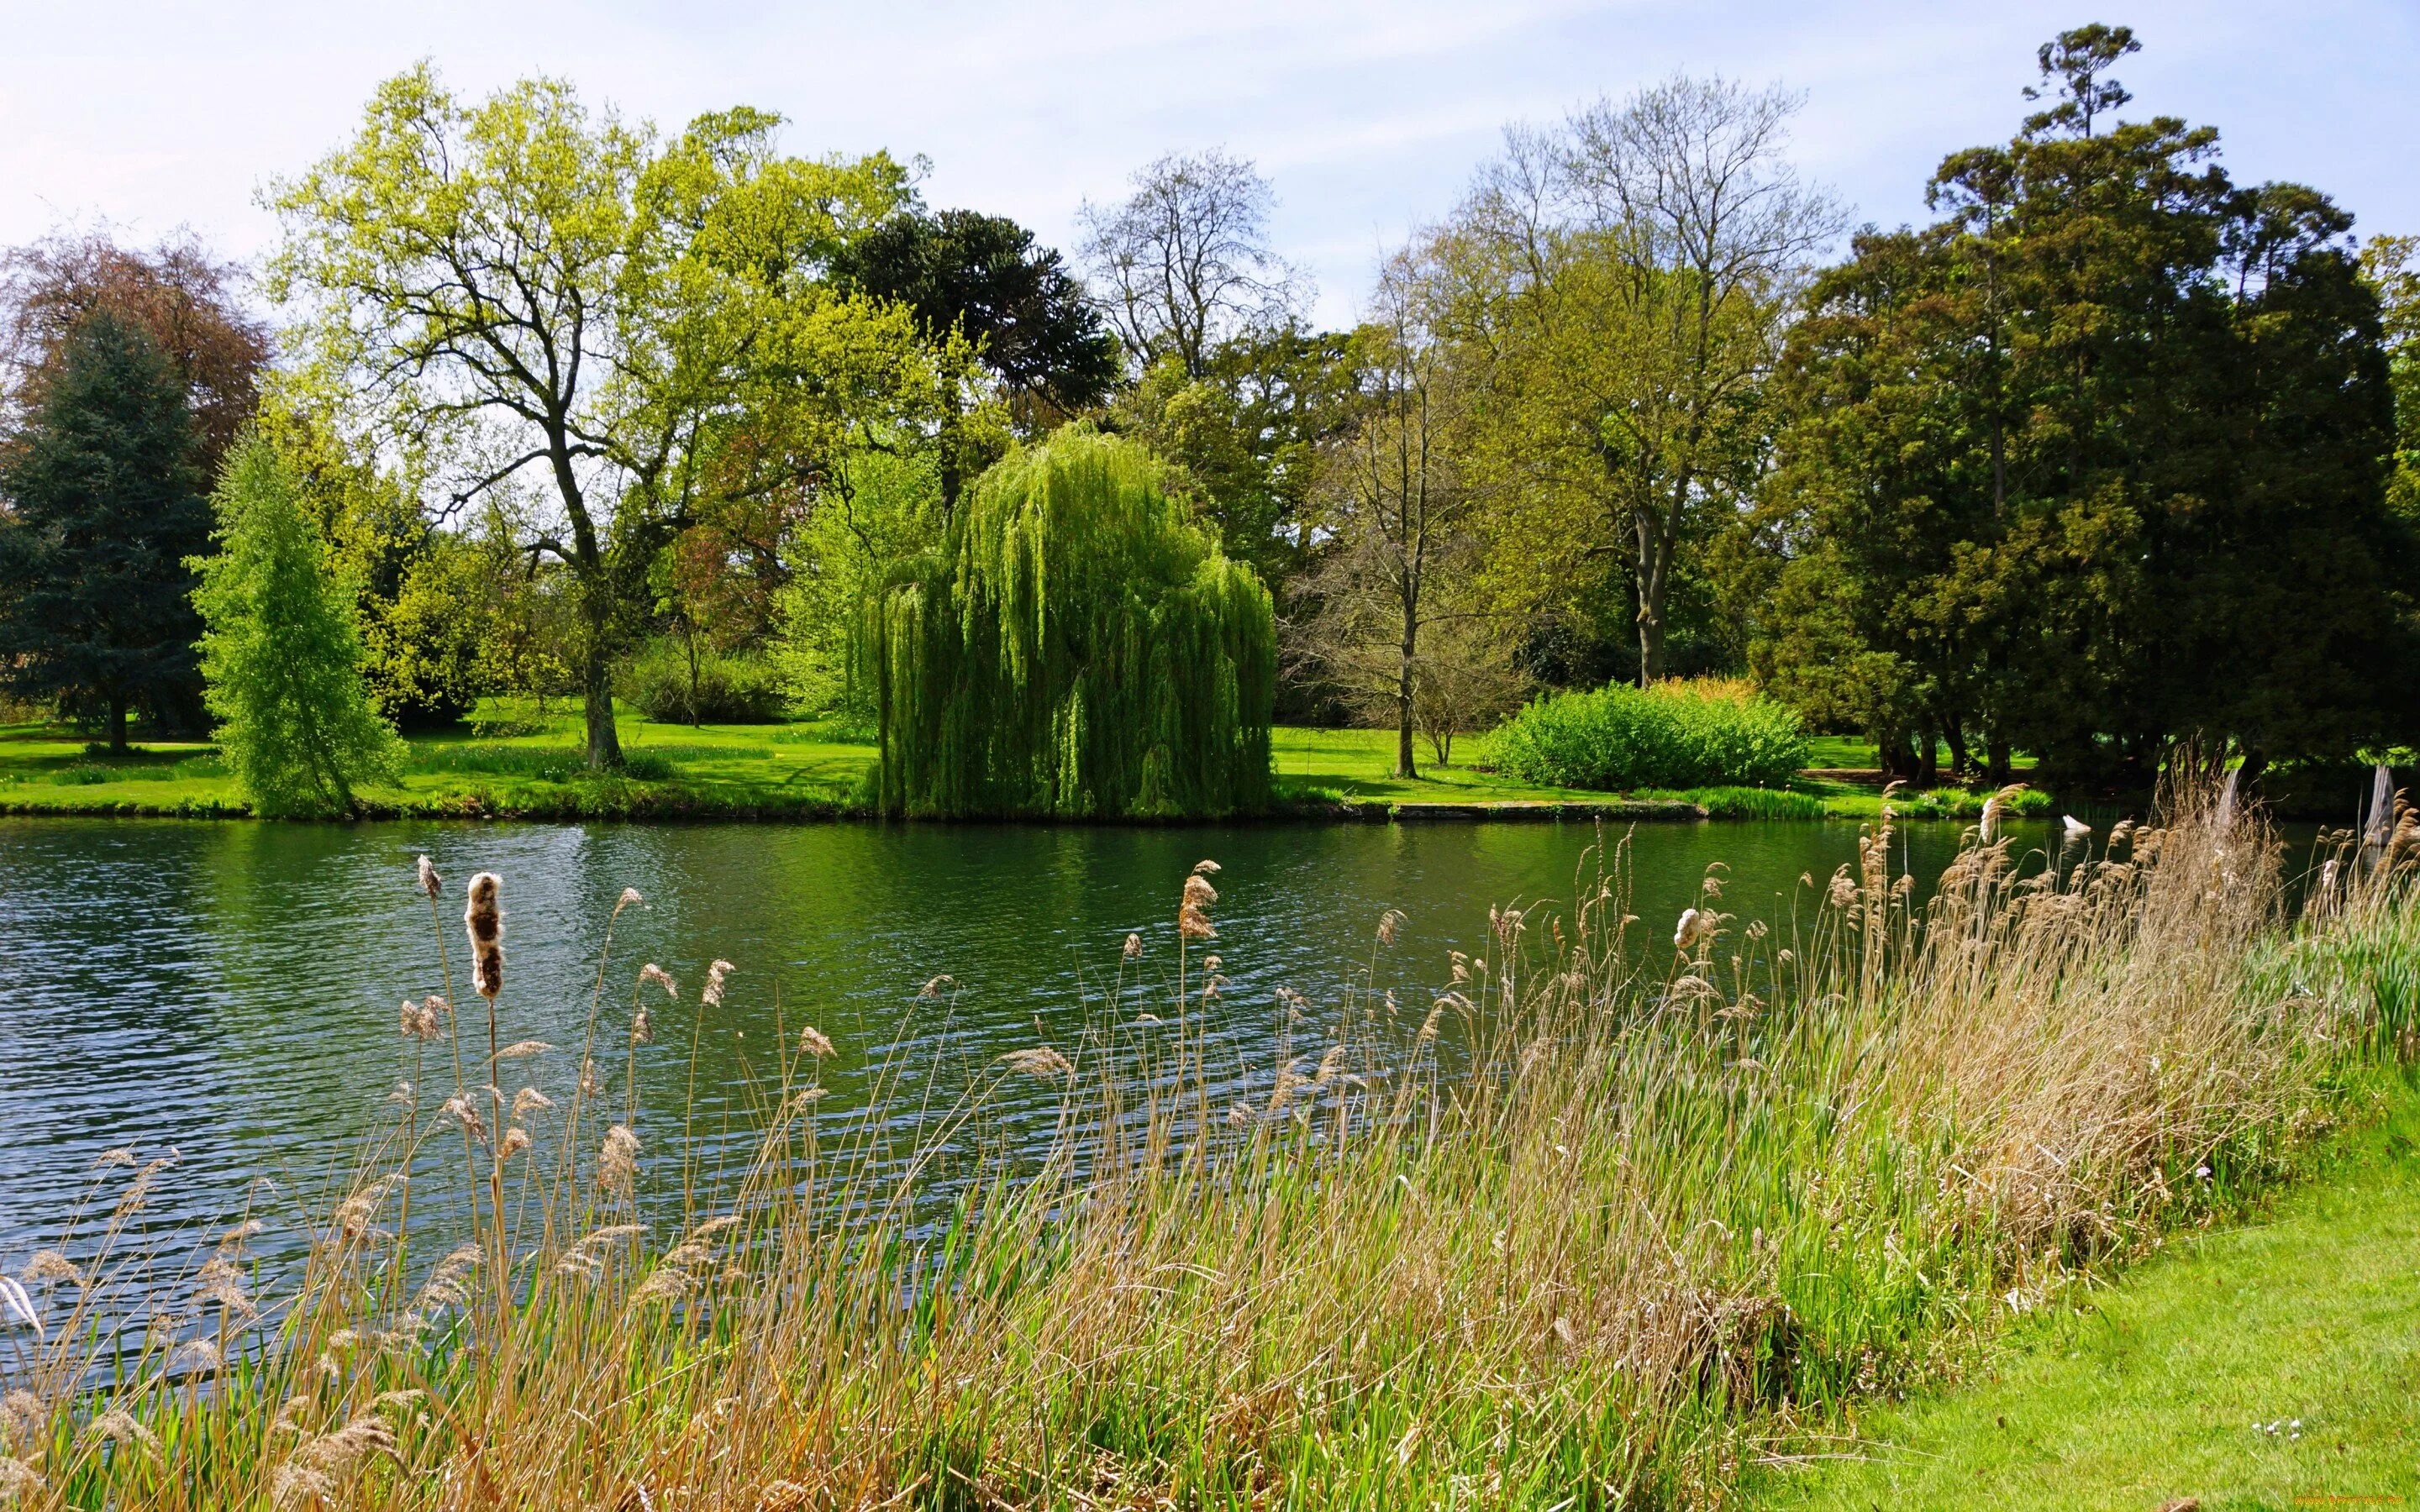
[[617, 639, 787, 725], [1493, 680, 1809, 790]]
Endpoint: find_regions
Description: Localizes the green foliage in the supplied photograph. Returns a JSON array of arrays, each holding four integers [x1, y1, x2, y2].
[[860, 427, 1276, 817], [191, 436, 403, 816], [775, 449, 943, 723], [1493, 681, 1809, 791], [255, 390, 491, 728], [1760, 28, 2417, 784], [1111, 328, 1359, 589], [268, 65, 942, 769], [0, 309, 211, 745], [616, 638, 787, 724]]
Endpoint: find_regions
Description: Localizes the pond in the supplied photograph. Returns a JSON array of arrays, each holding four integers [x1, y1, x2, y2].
[[0, 812, 2074, 1274]]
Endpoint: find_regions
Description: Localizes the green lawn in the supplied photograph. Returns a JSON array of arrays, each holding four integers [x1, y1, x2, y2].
[[0, 707, 2023, 820], [1748, 1079, 2420, 1511]]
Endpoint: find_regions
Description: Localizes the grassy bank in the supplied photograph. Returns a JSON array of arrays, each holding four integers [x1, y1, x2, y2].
[[0, 782, 2411, 1508], [1748, 1079, 2420, 1509], [0, 711, 2037, 822]]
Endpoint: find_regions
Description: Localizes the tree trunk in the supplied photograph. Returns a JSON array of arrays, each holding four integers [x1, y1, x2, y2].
[[685, 625, 702, 729], [1986, 738, 2012, 786], [1915, 731, 1939, 788], [108, 696, 128, 754], [1636, 608, 1663, 687], [584, 641, 624, 771]]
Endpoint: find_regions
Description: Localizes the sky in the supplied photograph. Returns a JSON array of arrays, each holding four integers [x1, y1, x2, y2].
[[2, 0, 2415, 328]]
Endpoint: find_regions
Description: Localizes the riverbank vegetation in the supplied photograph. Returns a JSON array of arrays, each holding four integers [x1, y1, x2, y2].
[[0, 24, 2412, 822], [0, 780, 2410, 1506], [0, 708, 2037, 822]]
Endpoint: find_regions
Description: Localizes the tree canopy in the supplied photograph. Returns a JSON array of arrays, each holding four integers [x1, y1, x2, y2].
[[268, 66, 941, 769], [1759, 24, 2417, 783], [859, 427, 1274, 817]]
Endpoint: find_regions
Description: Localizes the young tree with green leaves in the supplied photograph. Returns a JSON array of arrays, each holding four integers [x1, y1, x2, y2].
[[269, 66, 941, 771], [0, 310, 211, 748], [192, 436, 403, 816]]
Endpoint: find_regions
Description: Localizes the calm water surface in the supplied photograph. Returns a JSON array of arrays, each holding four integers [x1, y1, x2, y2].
[[0, 814, 2058, 1274]]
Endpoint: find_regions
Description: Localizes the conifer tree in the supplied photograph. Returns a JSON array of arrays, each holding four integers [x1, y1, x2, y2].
[[192, 435, 403, 816], [0, 309, 211, 747]]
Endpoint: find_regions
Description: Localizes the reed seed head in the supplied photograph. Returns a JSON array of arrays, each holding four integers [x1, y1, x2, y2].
[[1000, 1045, 1074, 1080], [415, 855, 439, 899], [639, 963, 677, 1000], [1123, 932, 1144, 960], [630, 1007, 653, 1046], [702, 959, 734, 1007], [797, 1025, 835, 1058], [599, 1125, 641, 1199]]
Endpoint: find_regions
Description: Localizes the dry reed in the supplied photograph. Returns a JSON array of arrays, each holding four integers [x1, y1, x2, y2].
[[0, 776, 2413, 1509]]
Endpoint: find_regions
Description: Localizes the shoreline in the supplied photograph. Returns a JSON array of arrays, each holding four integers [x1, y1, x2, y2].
[[0, 791, 1733, 824]]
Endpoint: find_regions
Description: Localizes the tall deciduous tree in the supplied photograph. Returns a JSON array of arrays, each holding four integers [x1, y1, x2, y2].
[[192, 435, 403, 816], [269, 67, 939, 769], [0, 230, 269, 481], [1292, 253, 1502, 778], [1079, 150, 1299, 380], [0, 311, 210, 747], [859, 427, 1274, 818], [1436, 79, 1839, 685]]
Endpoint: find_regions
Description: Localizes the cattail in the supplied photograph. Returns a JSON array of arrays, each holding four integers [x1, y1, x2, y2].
[[639, 963, 676, 999], [598, 1125, 641, 1199], [464, 874, 503, 1000], [797, 1025, 835, 1058], [415, 855, 440, 899], [1123, 932, 1143, 960], [702, 959, 735, 1007], [999, 1046, 1074, 1080]]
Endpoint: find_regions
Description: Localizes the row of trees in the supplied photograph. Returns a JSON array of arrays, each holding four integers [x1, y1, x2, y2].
[[0, 26, 2412, 798]]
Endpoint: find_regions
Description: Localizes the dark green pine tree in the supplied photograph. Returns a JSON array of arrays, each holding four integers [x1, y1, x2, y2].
[[0, 310, 212, 748]]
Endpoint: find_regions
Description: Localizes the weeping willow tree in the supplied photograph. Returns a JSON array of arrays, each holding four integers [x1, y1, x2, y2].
[[860, 428, 1275, 817]]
